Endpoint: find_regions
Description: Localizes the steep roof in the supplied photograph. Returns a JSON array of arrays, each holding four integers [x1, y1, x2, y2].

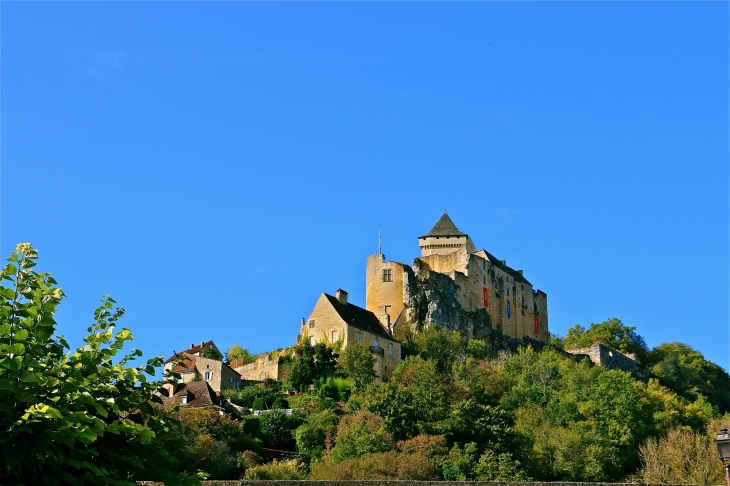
[[479, 249, 532, 285], [164, 340, 216, 364], [161, 380, 223, 409], [323, 294, 394, 341], [419, 211, 468, 238]]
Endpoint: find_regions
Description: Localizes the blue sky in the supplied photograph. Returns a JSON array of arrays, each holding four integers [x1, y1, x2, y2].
[[2, 2, 728, 371]]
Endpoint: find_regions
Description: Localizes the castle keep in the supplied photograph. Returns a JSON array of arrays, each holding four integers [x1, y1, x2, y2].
[[366, 212, 549, 343]]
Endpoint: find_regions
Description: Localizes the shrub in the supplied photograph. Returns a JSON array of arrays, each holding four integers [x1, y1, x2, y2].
[[272, 397, 289, 409], [631, 419, 728, 484], [252, 397, 267, 410], [243, 459, 305, 480]]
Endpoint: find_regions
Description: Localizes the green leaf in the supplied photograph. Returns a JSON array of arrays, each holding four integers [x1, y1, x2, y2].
[[9, 343, 25, 355], [14, 329, 29, 341]]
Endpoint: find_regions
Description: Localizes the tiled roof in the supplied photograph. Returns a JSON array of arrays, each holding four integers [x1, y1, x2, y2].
[[171, 355, 197, 373], [161, 380, 223, 409], [323, 294, 395, 341], [164, 340, 215, 364], [419, 212, 467, 238]]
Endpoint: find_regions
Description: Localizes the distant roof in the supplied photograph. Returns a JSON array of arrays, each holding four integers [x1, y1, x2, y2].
[[479, 249, 532, 285], [165, 340, 215, 364], [323, 294, 395, 341], [419, 211, 468, 238], [161, 380, 222, 409]]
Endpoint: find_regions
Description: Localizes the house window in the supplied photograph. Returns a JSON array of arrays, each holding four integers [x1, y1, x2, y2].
[[178, 377, 184, 384], [483, 275, 486, 285], [203, 371, 212, 381], [389, 343, 393, 355], [308, 319, 315, 329], [310, 336, 316, 346], [181, 394, 188, 405], [383, 269, 392, 282], [374, 338, 379, 350], [332, 330, 338, 341], [356, 331, 361, 343]]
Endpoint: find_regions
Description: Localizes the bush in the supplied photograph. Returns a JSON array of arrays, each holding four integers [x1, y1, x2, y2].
[[308, 435, 447, 480], [243, 459, 305, 480], [252, 397, 267, 410], [272, 397, 289, 409], [327, 411, 393, 463], [631, 418, 728, 484]]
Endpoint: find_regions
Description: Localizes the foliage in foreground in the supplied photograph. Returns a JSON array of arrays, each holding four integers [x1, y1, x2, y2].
[[0, 244, 197, 485]]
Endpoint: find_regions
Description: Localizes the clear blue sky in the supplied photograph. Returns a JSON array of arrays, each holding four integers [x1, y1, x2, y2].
[[2, 2, 728, 371]]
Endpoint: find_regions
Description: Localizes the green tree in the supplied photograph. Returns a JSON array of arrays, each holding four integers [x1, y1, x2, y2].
[[563, 318, 649, 363], [327, 411, 393, 463], [0, 244, 196, 485], [225, 344, 254, 364], [646, 342, 730, 414], [294, 408, 340, 461], [168, 408, 261, 479], [336, 343, 376, 390]]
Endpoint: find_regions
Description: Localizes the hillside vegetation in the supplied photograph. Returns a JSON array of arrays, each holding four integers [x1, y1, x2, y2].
[[2, 244, 727, 484]]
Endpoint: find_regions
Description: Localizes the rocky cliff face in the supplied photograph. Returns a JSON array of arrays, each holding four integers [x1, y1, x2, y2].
[[401, 263, 491, 337], [394, 260, 554, 355]]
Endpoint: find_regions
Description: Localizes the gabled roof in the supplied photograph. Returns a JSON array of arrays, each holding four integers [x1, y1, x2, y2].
[[164, 340, 217, 364], [478, 249, 532, 285], [171, 354, 197, 373], [161, 380, 223, 409], [419, 211, 467, 238], [323, 294, 394, 341]]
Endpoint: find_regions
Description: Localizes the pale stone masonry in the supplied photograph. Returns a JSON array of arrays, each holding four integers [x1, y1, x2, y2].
[[366, 211, 549, 343], [163, 341, 242, 397]]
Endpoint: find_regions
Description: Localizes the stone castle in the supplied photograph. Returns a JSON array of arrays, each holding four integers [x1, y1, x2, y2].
[[366, 211, 549, 344], [229, 211, 550, 382]]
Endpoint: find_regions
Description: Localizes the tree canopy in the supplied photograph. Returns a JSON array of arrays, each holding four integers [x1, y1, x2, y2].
[[0, 244, 196, 485]]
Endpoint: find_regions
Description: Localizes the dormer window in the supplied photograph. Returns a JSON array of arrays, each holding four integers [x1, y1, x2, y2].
[[383, 269, 392, 282], [181, 394, 188, 405]]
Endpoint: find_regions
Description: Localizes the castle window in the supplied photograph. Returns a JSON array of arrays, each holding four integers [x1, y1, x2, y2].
[[332, 330, 338, 342], [356, 331, 361, 343], [383, 269, 392, 282], [374, 338, 379, 350], [308, 319, 315, 329], [203, 371, 213, 381], [483, 275, 486, 285], [389, 343, 393, 355]]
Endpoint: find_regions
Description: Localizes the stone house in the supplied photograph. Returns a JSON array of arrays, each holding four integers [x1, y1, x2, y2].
[[302, 289, 401, 380], [163, 341, 242, 396], [366, 211, 549, 343]]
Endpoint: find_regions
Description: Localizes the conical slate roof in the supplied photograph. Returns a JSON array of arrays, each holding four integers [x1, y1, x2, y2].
[[419, 211, 467, 238]]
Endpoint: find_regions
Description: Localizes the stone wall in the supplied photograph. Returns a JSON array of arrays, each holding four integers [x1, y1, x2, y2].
[[141, 481, 678, 486], [565, 342, 648, 381], [233, 354, 281, 382]]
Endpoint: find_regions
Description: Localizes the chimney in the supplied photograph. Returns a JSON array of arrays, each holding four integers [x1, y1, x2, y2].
[[200, 341, 204, 347], [301, 318, 305, 328], [336, 289, 348, 304], [518, 270, 523, 276], [190, 343, 194, 349], [501, 260, 506, 266]]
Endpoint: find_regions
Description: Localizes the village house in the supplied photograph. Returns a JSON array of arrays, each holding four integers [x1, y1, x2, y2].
[[163, 341, 243, 397]]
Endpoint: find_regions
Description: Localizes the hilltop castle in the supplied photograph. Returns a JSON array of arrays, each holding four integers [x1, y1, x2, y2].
[[366, 211, 549, 344], [233, 212, 549, 382]]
